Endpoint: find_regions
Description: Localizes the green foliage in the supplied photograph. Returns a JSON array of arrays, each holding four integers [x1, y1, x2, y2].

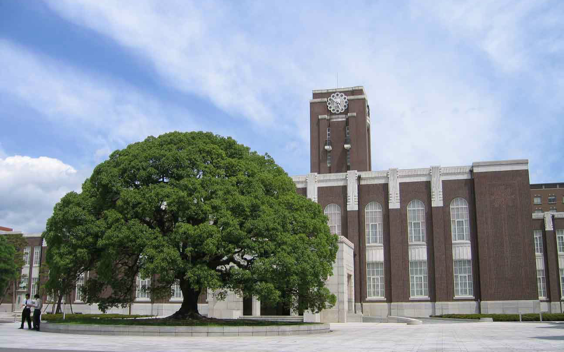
[[0, 236, 18, 297], [43, 313, 151, 321], [45, 314, 312, 326], [435, 314, 564, 322], [44, 132, 338, 316]]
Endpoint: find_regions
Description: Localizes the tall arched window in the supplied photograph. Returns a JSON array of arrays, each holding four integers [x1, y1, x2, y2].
[[407, 200, 426, 243], [365, 202, 383, 244], [324, 204, 341, 235], [450, 198, 470, 241]]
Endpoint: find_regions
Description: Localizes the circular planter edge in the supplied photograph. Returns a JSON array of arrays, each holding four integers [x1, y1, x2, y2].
[[42, 322, 330, 337]]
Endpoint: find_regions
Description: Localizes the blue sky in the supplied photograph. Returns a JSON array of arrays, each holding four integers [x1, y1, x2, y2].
[[1, 0, 563, 233]]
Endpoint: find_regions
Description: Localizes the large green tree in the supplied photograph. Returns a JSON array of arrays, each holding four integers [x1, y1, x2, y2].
[[0, 236, 18, 304], [44, 132, 338, 319], [0, 234, 27, 309]]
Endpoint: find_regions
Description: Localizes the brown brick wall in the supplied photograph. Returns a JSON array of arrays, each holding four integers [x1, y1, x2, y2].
[[473, 170, 537, 301]]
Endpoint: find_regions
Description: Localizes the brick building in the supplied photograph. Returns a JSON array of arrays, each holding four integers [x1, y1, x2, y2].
[[2, 86, 563, 320]]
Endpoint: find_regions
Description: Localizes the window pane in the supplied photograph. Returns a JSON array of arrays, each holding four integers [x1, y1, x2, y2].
[[324, 204, 341, 236], [367, 262, 385, 298], [454, 260, 473, 297]]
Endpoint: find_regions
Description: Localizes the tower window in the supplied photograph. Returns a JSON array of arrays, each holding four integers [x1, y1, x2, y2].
[[327, 127, 331, 140], [327, 151, 331, 167]]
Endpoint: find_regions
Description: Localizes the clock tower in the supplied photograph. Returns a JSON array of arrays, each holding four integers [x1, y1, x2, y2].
[[309, 86, 372, 174]]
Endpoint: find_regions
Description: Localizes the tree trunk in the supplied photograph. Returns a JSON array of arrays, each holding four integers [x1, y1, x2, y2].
[[55, 294, 63, 314], [170, 280, 202, 320]]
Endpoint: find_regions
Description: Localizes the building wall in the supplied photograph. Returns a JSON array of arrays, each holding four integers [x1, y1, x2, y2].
[[473, 169, 537, 301], [531, 183, 564, 213]]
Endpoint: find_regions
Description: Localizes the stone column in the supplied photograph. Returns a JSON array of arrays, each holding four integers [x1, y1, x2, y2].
[[543, 213, 561, 312]]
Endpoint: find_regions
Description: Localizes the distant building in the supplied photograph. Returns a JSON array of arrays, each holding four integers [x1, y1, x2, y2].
[[531, 183, 564, 214]]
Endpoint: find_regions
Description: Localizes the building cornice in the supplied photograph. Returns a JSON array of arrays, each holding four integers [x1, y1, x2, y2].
[[312, 86, 365, 94], [472, 159, 528, 173]]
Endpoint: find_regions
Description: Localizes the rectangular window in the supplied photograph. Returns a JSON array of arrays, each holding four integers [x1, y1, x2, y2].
[[534, 209, 543, 214], [171, 280, 183, 300], [560, 268, 564, 298], [136, 277, 151, 300], [534, 230, 543, 254], [537, 268, 547, 298], [550, 207, 557, 213], [19, 276, 28, 291], [327, 151, 331, 167], [557, 230, 564, 253], [366, 262, 385, 298], [409, 261, 428, 297], [409, 221, 425, 243], [367, 223, 383, 244], [31, 278, 39, 297], [533, 196, 542, 205], [33, 246, 41, 266], [453, 260, 473, 297], [548, 195, 556, 204], [327, 127, 331, 140], [75, 274, 85, 302], [23, 247, 31, 266], [346, 150, 351, 167]]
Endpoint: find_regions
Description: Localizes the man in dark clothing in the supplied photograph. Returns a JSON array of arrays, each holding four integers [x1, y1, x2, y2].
[[32, 294, 42, 331], [19, 293, 32, 329]]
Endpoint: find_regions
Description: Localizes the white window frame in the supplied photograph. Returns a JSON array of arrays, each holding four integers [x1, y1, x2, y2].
[[31, 277, 39, 297], [136, 276, 151, 301], [366, 262, 385, 298], [33, 246, 41, 266], [450, 198, 470, 242], [556, 230, 564, 254], [409, 261, 428, 298], [560, 268, 564, 298], [170, 280, 183, 302], [23, 247, 31, 266], [453, 260, 473, 297], [407, 200, 426, 243], [324, 204, 341, 236], [548, 195, 556, 204], [75, 273, 86, 303], [533, 196, 542, 205], [365, 202, 383, 245], [537, 268, 547, 299], [534, 230, 543, 254]]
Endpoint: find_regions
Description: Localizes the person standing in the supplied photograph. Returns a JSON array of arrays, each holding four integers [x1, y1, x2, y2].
[[19, 293, 32, 329], [32, 294, 42, 331]]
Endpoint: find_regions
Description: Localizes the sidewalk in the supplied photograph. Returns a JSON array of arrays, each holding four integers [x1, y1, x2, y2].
[[1, 320, 563, 351]]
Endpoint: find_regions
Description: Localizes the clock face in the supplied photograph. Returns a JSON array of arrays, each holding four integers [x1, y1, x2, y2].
[[327, 92, 348, 114]]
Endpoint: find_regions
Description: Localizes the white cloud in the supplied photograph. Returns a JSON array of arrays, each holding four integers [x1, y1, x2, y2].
[[0, 155, 86, 233], [32, 1, 564, 180], [0, 40, 200, 160]]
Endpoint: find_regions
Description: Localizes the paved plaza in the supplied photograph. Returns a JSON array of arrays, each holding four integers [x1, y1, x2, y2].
[[1, 320, 564, 352]]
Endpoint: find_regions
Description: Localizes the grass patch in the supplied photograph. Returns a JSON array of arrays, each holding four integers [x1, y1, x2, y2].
[[433, 314, 564, 322], [43, 314, 312, 326]]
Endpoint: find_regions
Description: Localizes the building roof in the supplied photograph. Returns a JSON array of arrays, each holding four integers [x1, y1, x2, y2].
[[0, 226, 13, 231], [531, 183, 564, 190]]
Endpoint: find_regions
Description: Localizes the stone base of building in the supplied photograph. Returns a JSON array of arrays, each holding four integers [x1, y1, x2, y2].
[[480, 300, 540, 314], [434, 301, 479, 315], [390, 302, 434, 317], [540, 301, 563, 313]]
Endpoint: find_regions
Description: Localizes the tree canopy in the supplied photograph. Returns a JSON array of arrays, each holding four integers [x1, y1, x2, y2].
[[43, 132, 338, 318], [0, 236, 18, 302]]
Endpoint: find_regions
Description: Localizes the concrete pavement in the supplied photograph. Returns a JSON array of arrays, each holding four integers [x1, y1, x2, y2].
[[1, 320, 564, 351]]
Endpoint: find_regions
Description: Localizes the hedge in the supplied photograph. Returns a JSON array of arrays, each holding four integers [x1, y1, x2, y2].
[[434, 314, 564, 322]]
